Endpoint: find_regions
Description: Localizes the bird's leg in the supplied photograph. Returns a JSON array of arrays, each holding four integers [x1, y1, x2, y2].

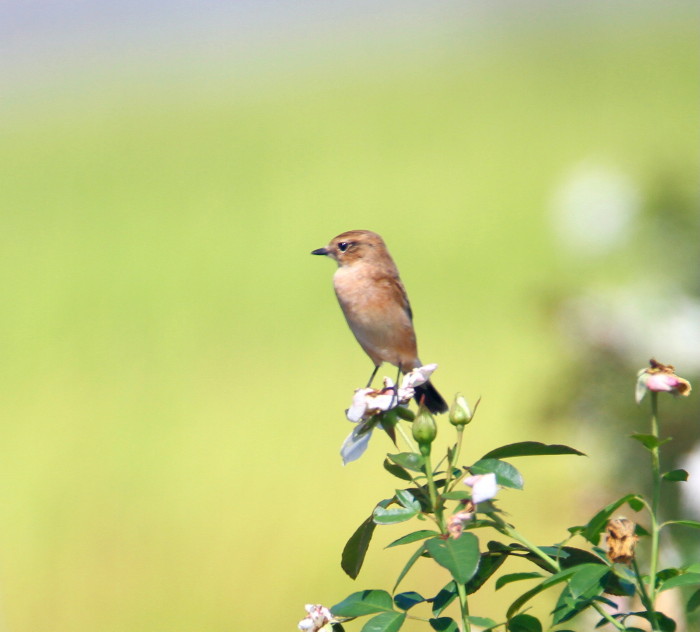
[[390, 363, 403, 408], [366, 365, 380, 389]]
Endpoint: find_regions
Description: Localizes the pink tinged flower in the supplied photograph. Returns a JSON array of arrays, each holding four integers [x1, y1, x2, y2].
[[635, 359, 692, 403], [447, 509, 474, 539], [464, 473, 498, 504], [298, 604, 333, 632]]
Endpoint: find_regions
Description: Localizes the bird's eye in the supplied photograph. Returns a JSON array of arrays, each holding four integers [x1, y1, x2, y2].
[[338, 242, 350, 252]]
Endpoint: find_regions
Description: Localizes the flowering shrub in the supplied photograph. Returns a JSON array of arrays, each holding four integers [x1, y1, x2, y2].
[[299, 360, 698, 632]]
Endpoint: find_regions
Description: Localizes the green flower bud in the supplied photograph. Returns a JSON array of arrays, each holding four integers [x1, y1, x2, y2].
[[412, 405, 437, 447], [395, 406, 415, 422], [449, 394, 473, 426]]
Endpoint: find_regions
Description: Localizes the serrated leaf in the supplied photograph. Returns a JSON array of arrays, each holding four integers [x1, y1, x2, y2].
[[393, 542, 426, 592], [426, 534, 480, 584], [660, 572, 700, 592], [508, 613, 542, 632], [394, 591, 424, 611], [481, 441, 584, 460], [332, 590, 396, 617], [388, 452, 425, 473], [495, 572, 544, 591], [429, 617, 459, 632], [431, 581, 457, 616], [470, 458, 524, 490], [360, 611, 406, 632], [662, 469, 689, 482], [342, 514, 377, 579], [387, 529, 440, 548], [384, 459, 414, 481], [583, 494, 643, 544], [630, 433, 672, 450]]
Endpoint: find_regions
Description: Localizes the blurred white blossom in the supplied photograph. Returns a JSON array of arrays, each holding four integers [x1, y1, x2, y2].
[[551, 162, 640, 256], [298, 604, 333, 632]]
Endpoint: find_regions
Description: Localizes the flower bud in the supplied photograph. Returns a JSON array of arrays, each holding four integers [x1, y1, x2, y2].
[[412, 405, 437, 448], [395, 406, 415, 422], [449, 394, 473, 426]]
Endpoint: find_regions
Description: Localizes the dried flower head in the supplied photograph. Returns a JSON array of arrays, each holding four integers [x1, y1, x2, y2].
[[606, 518, 638, 564], [636, 359, 692, 403]]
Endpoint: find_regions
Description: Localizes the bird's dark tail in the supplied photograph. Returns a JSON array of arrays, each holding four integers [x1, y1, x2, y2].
[[414, 380, 448, 414]]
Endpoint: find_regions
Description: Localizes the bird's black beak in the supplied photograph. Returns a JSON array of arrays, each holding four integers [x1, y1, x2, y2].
[[311, 247, 328, 256]]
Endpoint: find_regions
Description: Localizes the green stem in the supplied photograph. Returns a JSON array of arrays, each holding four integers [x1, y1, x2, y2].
[[396, 422, 416, 451], [492, 515, 561, 573], [422, 449, 444, 530], [443, 427, 465, 493], [592, 601, 626, 631], [646, 392, 662, 631], [455, 579, 471, 632]]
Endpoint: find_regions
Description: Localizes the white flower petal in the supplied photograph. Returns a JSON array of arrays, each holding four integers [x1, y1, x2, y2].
[[340, 426, 373, 465], [402, 364, 438, 389], [465, 473, 498, 504]]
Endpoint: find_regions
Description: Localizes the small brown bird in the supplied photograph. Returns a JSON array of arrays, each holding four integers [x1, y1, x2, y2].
[[312, 230, 448, 414]]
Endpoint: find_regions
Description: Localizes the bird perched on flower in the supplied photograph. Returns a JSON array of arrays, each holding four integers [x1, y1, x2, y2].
[[312, 230, 448, 414]]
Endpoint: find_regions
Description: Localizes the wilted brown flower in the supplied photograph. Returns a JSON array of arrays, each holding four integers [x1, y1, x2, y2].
[[636, 359, 692, 403], [606, 518, 639, 564]]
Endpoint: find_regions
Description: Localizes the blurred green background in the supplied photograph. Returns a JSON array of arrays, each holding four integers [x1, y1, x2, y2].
[[1, 2, 698, 630]]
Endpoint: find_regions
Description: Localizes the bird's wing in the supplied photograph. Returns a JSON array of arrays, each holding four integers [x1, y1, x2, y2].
[[391, 275, 413, 322]]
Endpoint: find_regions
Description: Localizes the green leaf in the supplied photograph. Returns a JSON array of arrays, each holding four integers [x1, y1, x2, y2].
[[442, 491, 471, 501], [426, 534, 481, 584], [429, 617, 459, 632], [394, 591, 424, 611], [508, 613, 542, 632], [393, 542, 427, 592], [360, 611, 406, 632], [342, 514, 377, 579], [481, 441, 584, 460], [660, 572, 700, 592], [662, 519, 700, 530], [465, 550, 508, 594], [430, 581, 457, 616], [687, 588, 700, 613], [383, 459, 413, 482], [630, 433, 672, 450], [388, 452, 425, 473], [628, 611, 677, 632], [583, 494, 644, 544], [662, 469, 689, 482], [395, 489, 421, 511], [387, 529, 440, 548], [495, 572, 544, 591], [373, 505, 419, 525], [470, 458, 524, 490], [568, 564, 609, 599], [506, 567, 578, 618], [467, 616, 498, 628], [332, 590, 396, 617]]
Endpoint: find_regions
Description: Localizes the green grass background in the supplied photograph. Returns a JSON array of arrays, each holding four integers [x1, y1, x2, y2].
[[0, 5, 697, 630]]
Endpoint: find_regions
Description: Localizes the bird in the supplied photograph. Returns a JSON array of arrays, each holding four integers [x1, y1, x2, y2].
[[311, 230, 448, 414]]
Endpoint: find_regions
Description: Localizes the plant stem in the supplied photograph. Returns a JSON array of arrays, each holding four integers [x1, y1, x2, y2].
[[443, 427, 465, 493], [422, 450, 444, 530], [592, 601, 626, 631], [396, 421, 416, 451], [646, 391, 662, 631], [492, 515, 561, 573], [455, 579, 471, 632]]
